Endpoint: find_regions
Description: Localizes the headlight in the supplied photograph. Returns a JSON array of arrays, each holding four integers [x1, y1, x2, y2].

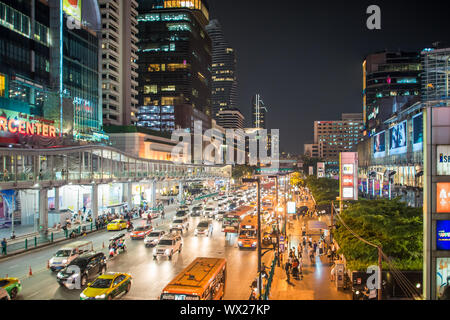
[[95, 294, 106, 299], [49, 258, 54, 264], [57, 272, 63, 278], [80, 293, 87, 298], [238, 241, 242, 246], [165, 249, 170, 255], [355, 291, 360, 295], [252, 242, 257, 246], [153, 248, 157, 253], [62, 259, 68, 264]]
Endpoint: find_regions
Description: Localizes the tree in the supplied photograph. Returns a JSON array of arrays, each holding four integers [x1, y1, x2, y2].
[[232, 165, 255, 181], [334, 199, 423, 271]]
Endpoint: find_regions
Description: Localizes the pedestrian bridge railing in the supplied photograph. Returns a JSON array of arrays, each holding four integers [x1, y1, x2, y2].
[[0, 145, 231, 189]]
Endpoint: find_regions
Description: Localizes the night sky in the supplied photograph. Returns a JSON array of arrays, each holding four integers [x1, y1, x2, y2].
[[207, 0, 449, 154]]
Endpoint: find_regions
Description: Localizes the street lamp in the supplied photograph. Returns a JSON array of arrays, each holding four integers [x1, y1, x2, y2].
[[242, 177, 262, 300]]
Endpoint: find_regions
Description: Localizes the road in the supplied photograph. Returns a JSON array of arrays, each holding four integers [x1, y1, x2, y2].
[[0, 201, 261, 300]]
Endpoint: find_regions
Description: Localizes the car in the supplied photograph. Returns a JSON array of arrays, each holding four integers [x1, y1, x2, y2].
[[153, 234, 183, 260], [228, 202, 237, 211], [178, 205, 189, 212], [216, 210, 226, 221], [194, 220, 212, 237], [57, 252, 107, 289], [144, 230, 166, 247], [170, 217, 189, 233], [107, 219, 128, 231], [80, 272, 132, 300], [174, 210, 189, 219], [130, 224, 153, 240], [0, 278, 21, 299], [203, 207, 217, 218], [185, 199, 192, 205], [190, 206, 202, 217]]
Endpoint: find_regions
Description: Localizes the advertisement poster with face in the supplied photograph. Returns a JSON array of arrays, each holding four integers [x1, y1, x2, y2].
[[373, 131, 386, 158], [389, 121, 407, 155]]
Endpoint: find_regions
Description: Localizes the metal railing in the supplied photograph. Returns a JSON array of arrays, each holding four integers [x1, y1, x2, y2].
[[262, 255, 278, 300]]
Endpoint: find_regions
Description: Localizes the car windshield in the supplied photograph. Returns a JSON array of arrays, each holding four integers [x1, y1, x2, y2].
[[173, 220, 183, 223], [177, 211, 186, 215], [90, 278, 112, 289], [148, 232, 161, 237], [198, 222, 209, 228], [205, 208, 213, 211], [68, 258, 89, 269], [239, 230, 256, 237], [134, 226, 147, 231], [158, 240, 173, 246], [193, 207, 201, 210], [218, 211, 225, 214], [55, 250, 71, 257]]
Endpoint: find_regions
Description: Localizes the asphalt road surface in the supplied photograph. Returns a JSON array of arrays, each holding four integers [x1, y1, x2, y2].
[[0, 201, 260, 300]]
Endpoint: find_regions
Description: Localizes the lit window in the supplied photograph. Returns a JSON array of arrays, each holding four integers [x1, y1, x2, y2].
[[144, 85, 158, 94], [0, 74, 5, 97]]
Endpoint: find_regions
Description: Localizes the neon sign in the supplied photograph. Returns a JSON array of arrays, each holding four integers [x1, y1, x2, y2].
[[0, 117, 57, 138]]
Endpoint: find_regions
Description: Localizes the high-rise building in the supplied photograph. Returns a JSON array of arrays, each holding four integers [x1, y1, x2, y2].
[[312, 113, 364, 161], [363, 50, 421, 134], [217, 108, 244, 129], [421, 47, 450, 107], [99, 0, 139, 126], [136, 0, 212, 132], [0, 0, 105, 145], [252, 94, 267, 129], [205, 19, 238, 119]]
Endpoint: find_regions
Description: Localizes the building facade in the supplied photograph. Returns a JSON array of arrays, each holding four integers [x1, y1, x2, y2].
[[99, 0, 139, 126], [421, 47, 450, 108], [136, 0, 212, 132], [205, 19, 238, 120], [304, 143, 319, 158], [216, 108, 244, 129], [313, 113, 364, 161], [363, 50, 421, 135]]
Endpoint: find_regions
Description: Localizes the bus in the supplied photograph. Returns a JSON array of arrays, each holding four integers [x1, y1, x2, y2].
[[222, 206, 253, 234], [160, 257, 227, 300], [237, 215, 258, 249]]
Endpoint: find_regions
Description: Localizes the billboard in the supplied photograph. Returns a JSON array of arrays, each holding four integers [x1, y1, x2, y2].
[[317, 162, 325, 178], [437, 145, 450, 176], [63, 0, 82, 22], [389, 120, 407, 155], [308, 166, 314, 176], [412, 113, 423, 152], [340, 152, 358, 201], [437, 183, 450, 213], [373, 131, 386, 158], [437, 220, 450, 250], [287, 202, 296, 214]]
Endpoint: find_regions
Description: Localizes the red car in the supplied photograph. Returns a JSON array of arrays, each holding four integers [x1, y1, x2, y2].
[[130, 224, 153, 240]]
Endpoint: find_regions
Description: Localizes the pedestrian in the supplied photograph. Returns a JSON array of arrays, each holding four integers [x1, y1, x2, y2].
[[285, 260, 291, 283], [302, 236, 306, 247], [161, 209, 165, 220], [297, 243, 302, 259], [1, 238, 7, 255], [313, 241, 317, 253], [308, 246, 314, 263]]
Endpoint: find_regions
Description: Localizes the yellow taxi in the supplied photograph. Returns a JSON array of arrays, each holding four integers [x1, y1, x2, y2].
[[107, 219, 127, 231], [80, 272, 132, 300]]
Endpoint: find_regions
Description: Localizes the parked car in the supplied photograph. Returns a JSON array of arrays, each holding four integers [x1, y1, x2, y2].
[[144, 230, 166, 247], [153, 234, 183, 260], [56, 252, 107, 289]]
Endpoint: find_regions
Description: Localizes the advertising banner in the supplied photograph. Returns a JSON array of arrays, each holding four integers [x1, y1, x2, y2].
[[437, 145, 450, 176], [373, 131, 386, 158], [63, 0, 82, 21], [437, 183, 450, 213], [340, 152, 358, 201], [287, 202, 296, 214], [308, 166, 314, 176], [437, 220, 450, 250], [389, 120, 407, 155], [412, 113, 423, 152], [317, 162, 325, 178]]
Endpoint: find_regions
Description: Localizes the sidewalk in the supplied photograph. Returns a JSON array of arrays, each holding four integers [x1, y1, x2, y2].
[[269, 202, 351, 300]]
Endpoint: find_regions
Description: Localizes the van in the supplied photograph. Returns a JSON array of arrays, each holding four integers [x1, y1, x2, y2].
[[49, 241, 94, 271]]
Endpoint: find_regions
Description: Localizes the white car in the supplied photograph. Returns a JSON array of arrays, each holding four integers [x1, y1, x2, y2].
[[170, 217, 189, 233], [203, 207, 217, 218], [153, 234, 183, 260], [194, 220, 212, 237], [144, 230, 166, 247]]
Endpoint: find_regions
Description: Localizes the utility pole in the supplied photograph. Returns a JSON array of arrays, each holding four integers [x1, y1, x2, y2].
[[330, 200, 334, 244], [378, 246, 382, 301]]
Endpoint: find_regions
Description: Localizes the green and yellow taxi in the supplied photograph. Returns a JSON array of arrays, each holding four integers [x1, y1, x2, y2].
[[80, 272, 132, 300], [0, 278, 22, 299], [107, 219, 127, 231]]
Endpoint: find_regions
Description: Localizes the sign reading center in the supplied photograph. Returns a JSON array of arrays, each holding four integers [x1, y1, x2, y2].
[[0, 117, 57, 138]]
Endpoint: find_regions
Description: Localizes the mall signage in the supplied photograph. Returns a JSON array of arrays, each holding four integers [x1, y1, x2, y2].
[[340, 152, 358, 201], [0, 117, 57, 138], [437, 145, 450, 176], [436, 183, 450, 213]]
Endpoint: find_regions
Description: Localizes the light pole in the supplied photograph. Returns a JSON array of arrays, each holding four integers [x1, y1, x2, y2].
[[268, 175, 280, 262], [242, 177, 261, 300]]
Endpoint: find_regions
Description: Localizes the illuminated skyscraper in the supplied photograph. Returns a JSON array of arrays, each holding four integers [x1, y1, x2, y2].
[[205, 19, 238, 120], [252, 94, 267, 129]]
